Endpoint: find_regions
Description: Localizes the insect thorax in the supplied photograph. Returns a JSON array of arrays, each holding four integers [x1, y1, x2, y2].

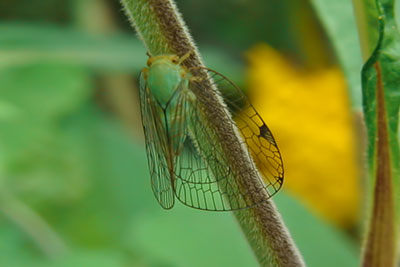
[[147, 59, 187, 107]]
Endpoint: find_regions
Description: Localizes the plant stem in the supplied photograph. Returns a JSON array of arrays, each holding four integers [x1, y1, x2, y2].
[[120, 0, 304, 265]]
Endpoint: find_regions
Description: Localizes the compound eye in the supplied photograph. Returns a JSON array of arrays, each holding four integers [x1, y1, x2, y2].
[[171, 56, 179, 64]]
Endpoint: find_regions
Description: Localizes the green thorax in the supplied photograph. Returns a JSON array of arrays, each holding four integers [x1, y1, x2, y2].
[[147, 56, 188, 108]]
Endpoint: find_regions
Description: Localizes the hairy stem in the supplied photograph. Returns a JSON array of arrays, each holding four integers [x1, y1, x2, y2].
[[120, 0, 304, 266]]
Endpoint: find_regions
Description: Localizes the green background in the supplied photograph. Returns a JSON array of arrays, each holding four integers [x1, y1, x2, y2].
[[0, 0, 361, 266]]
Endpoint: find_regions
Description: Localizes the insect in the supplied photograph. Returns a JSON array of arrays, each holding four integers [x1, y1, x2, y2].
[[139, 53, 283, 211]]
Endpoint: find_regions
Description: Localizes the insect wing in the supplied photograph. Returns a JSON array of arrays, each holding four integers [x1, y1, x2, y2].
[[206, 68, 284, 196], [139, 72, 175, 209], [172, 96, 238, 211], [170, 69, 283, 211]]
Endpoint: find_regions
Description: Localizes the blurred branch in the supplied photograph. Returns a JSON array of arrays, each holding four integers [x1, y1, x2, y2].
[[120, 0, 304, 266], [0, 190, 67, 258]]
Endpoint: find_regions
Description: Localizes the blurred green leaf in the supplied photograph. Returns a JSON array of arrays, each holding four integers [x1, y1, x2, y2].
[[0, 63, 92, 202], [0, 23, 146, 71], [131, 206, 258, 267], [310, 0, 363, 109], [0, 64, 90, 119]]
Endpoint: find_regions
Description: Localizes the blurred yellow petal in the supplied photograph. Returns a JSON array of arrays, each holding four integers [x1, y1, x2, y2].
[[244, 44, 360, 228]]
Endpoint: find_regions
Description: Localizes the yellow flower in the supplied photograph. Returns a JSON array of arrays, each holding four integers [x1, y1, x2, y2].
[[244, 44, 360, 228]]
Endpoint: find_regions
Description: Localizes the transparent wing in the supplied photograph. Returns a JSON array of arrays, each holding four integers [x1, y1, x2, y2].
[[206, 69, 284, 194], [173, 99, 245, 210], [139, 72, 175, 209], [170, 68, 283, 211]]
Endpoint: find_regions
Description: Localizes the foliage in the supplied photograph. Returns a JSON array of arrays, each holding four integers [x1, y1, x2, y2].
[[1, 0, 400, 265]]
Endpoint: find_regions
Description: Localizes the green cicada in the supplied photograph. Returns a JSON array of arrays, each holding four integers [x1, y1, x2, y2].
[[139, 53, 283, 211]]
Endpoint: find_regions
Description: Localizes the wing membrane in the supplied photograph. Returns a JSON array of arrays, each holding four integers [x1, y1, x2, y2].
[[171, 68, 283, 210], [205, 69, 284, 195], [139, 73, 175, 209], [140, 67, 283, 211], [173, 98, 240, 210]]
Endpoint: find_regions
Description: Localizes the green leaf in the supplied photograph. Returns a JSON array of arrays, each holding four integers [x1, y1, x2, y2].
[[356, 0, 400, 265], [310, 0, 363, 109]]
